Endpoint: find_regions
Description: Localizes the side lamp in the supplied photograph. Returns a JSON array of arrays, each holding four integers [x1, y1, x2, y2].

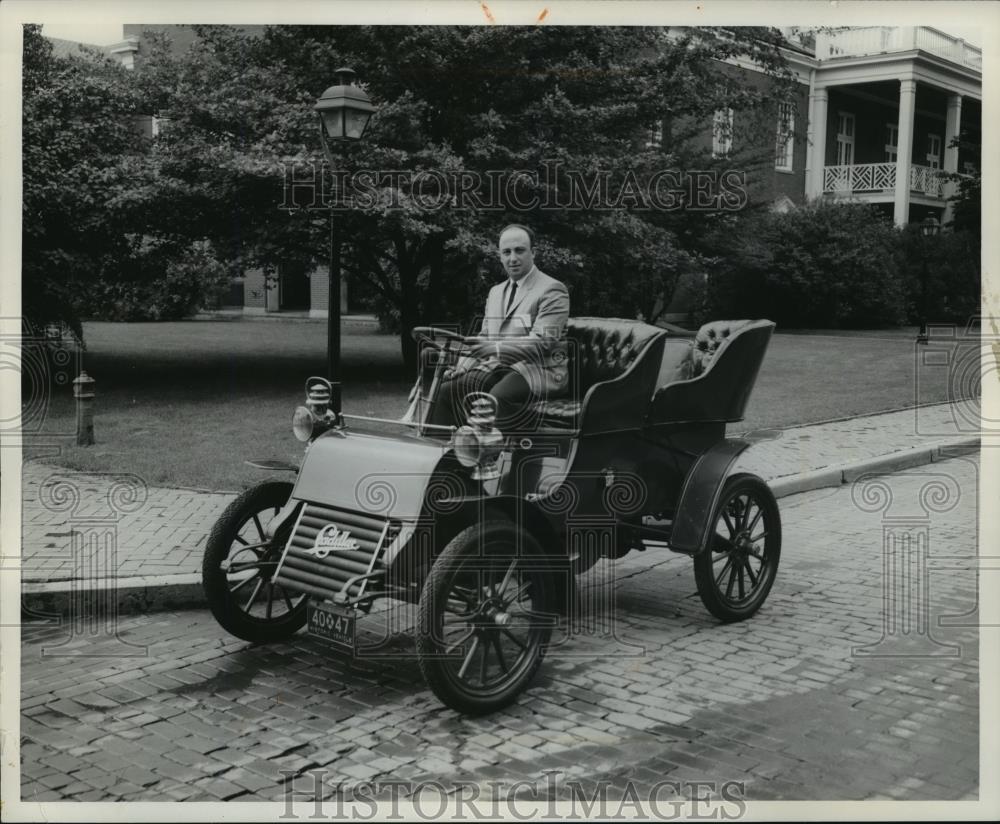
[[452, 393, 505, 481]]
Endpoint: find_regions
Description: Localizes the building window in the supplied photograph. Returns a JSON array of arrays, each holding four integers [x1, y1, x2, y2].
[[836, 111, 855, 166], [884, 123, 898, 163], [645, 120, 663, 150], [712, 108, 734, 158], [926, 134, 942, 169], [775, 102, 794, 171]]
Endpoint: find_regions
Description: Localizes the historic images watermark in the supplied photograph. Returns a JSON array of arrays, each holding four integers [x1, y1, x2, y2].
[[278, 771, 748, 820], [913, 317, 992, 440], [28, 472, 150, 658], [280, 160, 749, 213], [0, 320, 81, 444], [850, 461, 981, 659]]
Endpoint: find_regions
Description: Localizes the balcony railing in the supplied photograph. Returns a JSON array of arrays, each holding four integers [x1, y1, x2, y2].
[[823, 162, 953, 197], [816, 27, 981, 70]]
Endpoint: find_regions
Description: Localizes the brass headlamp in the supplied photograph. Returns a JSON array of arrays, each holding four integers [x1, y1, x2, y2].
[[451, 393, 505, 480], [292, 377, 340, 442]]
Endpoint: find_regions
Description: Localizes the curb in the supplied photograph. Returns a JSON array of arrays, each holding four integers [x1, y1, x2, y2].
[[20, 437, 980, 618], [22, 575, 205, 619], [768, 437, 979, 499]]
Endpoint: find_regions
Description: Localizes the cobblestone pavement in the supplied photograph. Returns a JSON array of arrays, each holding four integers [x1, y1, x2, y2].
[[18, 400, 980, 584], [19, 456, 980, 803]]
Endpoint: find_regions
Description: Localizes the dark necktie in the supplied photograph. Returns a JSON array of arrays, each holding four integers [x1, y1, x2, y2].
[[505, 281, 518, 314]]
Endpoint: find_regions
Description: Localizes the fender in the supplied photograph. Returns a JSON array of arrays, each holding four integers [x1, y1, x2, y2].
[[245, 459, 299, 473], [244, 460, 300, 539], [434, 493, 561, 552], [384, 493, 563, 564], [669, 438, 750, 555]]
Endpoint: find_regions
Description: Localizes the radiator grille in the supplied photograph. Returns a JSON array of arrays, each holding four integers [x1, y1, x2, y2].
[[273, 501, 395, 602]]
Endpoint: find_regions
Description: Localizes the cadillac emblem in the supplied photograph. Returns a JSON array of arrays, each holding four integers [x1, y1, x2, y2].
[[308, 524, 360, 559]]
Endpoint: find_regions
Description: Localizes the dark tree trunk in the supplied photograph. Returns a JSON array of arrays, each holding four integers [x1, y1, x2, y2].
[[423, 237, 447, 324], [399, 301, 418, 373], [396, 235, 421, 373]]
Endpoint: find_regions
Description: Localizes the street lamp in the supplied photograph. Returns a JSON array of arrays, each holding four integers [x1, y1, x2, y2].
[[916, 215, 940, 345], [314, 68, 377, 413]]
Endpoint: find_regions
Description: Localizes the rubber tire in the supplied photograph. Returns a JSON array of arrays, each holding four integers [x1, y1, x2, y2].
[[416, 520, 554, 715], [202, 480, 306, 643], [693, 473, 781, 622]]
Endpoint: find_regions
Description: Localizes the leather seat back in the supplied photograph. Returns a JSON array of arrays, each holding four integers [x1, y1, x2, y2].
[[649, 319, 775, 424], [691, 319, 754, 377], [565, 317, 667, 400]]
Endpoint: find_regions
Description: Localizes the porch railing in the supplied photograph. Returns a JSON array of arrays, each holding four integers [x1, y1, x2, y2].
[[822, 162, 951, 197], [816, 27, 981, 70]]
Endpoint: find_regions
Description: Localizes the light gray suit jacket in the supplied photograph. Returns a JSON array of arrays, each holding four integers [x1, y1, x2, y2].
[[468, 267, 570, 397]]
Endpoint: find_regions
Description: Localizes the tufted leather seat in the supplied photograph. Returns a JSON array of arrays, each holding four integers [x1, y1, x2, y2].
[[529, 318, 767, 430], [691, 319, 753, 375], [530, 318, 668, 428], [649, 318, 775, 425]]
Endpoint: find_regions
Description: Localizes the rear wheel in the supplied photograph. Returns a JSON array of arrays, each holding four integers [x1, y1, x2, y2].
[[416, 521, 557, 714], [202, 481, 307, 642], [694, 473, 781, 622]]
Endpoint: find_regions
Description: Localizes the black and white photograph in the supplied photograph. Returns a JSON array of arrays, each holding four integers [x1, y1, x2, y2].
[[1, 0, 997, 819]]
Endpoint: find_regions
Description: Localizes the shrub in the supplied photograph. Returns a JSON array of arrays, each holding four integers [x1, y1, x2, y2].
[[707, 201, 907, 328], [77, 240, 232, 321], [897, 226, 980, 326]]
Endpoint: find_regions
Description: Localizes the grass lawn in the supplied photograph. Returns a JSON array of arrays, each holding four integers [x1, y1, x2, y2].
[[24, 320, 978, 492]]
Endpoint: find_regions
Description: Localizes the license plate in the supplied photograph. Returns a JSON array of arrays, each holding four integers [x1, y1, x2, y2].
[[307, 600, 355, 652]]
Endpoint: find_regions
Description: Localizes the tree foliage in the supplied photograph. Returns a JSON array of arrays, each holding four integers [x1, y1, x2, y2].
[[22, 24, 142, 337], [123, 25, 796, 364], [22, 24, 231, 335], [706, 201, 908, 328], [944, 130, 981, 240]]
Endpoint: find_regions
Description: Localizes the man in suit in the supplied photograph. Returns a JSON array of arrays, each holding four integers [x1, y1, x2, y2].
[[427, 223, 569, 433]]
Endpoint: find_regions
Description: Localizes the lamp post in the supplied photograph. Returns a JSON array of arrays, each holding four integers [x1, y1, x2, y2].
[[314, 68, 376, 413], [916, 215, 940, 345]]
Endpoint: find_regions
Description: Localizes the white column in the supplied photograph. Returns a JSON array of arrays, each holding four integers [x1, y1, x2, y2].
[[893, 78, 917, 226], [942, 94, 963, 224], [944, 94, 962, 173], [806, 87, 829, 199]]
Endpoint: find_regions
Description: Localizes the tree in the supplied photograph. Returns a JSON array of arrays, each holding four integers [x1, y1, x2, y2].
[[944, 130, 980, 240], [125, 25, 797, 366], [22, 25, 233, 335], [21, 24, 142, 338]]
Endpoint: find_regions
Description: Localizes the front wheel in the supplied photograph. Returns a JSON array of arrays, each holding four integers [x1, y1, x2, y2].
[[694, 473, 781, 622], [416, 521, 557, 714], [202, 481, 307, 642]]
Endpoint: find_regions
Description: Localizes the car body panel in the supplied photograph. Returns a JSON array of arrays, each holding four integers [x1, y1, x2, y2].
[[292, 428, 449, 519]]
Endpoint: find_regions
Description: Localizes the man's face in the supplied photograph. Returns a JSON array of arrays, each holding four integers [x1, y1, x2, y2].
[[498, 228, 534, 281]]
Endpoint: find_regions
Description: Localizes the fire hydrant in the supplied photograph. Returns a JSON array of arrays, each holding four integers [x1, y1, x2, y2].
[[73, 371, 95, 446]]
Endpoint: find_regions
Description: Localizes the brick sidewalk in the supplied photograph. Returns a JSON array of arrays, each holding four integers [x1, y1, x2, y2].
[[18, 456, 981, 802], [19, 399, 979, 584]]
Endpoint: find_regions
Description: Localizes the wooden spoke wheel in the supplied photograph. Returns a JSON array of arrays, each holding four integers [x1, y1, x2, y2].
[[417, 521, 557, 714], [694, 473, 781, 622], [202, 481, 306, 642]]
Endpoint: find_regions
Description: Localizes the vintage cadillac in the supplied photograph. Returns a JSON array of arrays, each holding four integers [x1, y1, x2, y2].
[[202, 318, 780, 714]]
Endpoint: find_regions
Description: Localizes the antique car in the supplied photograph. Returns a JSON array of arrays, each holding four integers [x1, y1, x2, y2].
[[202, 317, 779, 714]]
